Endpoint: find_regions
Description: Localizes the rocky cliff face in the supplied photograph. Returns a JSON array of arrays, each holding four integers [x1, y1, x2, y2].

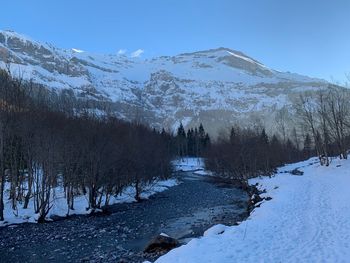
[[0, 30, 329, 135]]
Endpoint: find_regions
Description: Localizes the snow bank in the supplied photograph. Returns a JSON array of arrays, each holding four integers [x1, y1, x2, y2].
[[172, 157, 212, 176], [172, 158, 205, 172], [203, 224, 227, 237], [156, 157, 350, 262], [0, 178, 178, 227]]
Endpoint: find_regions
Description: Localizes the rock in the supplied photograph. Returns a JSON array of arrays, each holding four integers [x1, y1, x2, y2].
[[144, 234, 179, 253], [49, 214, 67, 221], [251, 193, 263, 205], [290, 168, 304, 176]]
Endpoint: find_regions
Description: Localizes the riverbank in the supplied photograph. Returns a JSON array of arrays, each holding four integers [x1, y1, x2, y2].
[[0, 177, 179, 227], [0, 165, 249, 262], [156, 157, 350, 263]]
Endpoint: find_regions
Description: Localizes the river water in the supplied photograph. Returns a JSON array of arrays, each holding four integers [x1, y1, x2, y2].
[[0, 172, 249, 262]]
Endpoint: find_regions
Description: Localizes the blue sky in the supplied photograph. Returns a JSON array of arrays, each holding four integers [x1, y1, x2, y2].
[[1, 0, 350, 83]]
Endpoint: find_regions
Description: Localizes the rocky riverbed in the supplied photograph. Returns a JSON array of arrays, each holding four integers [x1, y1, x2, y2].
[[0, 172, 249, 262]]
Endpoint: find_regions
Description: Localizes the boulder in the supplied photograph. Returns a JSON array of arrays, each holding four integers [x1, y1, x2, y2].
[[144, 234, 179, 253], [290, 168, 304, 176]]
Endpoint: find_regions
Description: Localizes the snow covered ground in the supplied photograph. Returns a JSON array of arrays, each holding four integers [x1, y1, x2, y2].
[[156, 157, 350, 262], [0, 178, 178, 227], [1, 158, 211, 227], [172, 157, 212, 176]]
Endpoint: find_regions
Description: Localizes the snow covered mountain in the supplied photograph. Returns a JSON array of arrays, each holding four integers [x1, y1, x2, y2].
[[0, 30, 329, 134]]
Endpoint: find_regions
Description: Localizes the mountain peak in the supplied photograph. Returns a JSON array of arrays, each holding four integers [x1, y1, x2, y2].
[[0, 29, 330, 135], [0, 29, 33, 42], [177, 47, 267, 69], [0, 29, 49, 52]]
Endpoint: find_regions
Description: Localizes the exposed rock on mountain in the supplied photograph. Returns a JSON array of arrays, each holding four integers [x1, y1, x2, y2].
[[0, 30, 331, 135]]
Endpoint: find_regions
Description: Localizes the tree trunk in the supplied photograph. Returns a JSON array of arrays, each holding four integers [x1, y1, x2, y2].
[[135, 179, 141, 202], [0, 128, 4, 221], [23, 168, 32, 209]]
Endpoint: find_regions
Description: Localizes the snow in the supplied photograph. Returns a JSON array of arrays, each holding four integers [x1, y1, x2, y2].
[[0, 30, 41, 46], [172, 157, 214, 176], [0, 178, 178, 227], [226, 50, 268, 70], [193, 170, 213, 176], [131, 49, 144, 58], [203, 224, 227, 237], [0, 29, 326, 94], [0, 30, 330, 131], [156, 157, 350, 262], [172, 158, 205, 172], [72, 48, 84, 53]]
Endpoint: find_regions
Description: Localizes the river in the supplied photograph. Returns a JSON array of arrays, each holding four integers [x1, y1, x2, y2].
[[0, 171, 249, 262]]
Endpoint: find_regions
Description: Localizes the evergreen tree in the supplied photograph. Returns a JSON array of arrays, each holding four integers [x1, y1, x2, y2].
[[187, 128, 194, 156], [198, 123, 205, 139], [176, 122, 187, 157], [177, 122, 186, 138], [270, 135, 283, 167], [194, 127, 199, 156], [161, 128, 166, 137], [258, 128, 270, 171], [198, 123, 206, 155], [230, 127, 237, 145], [204, 133, 211, 150], [260, 128, 269, 145]]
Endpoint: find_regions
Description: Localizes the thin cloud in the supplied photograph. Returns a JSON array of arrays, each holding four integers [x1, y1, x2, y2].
[[130, 49, 144, 58]]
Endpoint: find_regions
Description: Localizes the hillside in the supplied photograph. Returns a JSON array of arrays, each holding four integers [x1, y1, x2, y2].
[[0, 30, 330, 134]]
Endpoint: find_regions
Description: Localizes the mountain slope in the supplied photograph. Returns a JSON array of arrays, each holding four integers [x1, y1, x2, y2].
[[0, 30, 329, 134]]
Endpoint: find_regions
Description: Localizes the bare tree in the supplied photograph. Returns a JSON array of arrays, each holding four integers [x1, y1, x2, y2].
[[275, 107, 289, 143], [326, 86, 349, 159], [316, 90, 330, 165], [297, 93, 323, 164]]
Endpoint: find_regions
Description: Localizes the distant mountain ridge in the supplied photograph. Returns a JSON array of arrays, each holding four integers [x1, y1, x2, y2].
[[0, 30, 330, 135]]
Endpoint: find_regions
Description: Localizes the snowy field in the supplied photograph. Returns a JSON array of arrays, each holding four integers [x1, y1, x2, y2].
[[0, 178, 178, 227], [156, 157, 350, 263]]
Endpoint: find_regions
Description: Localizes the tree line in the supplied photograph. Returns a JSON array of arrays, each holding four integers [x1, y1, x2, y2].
[[2, 65, 350, 223], [175, 122, 210, 157], [205, 84, 350, 184], [297, 86, 350, 166], [0, 69, 174, 222], [204, 126, 306, 183]]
